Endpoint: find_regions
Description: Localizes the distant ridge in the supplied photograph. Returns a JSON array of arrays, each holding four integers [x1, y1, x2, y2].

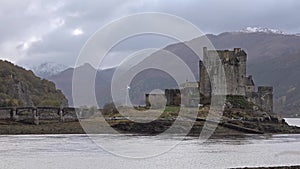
[[48, 29, 300, 117], [31, 62, 68, 78]]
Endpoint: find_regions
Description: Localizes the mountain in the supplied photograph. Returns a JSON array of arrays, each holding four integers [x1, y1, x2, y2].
[[31, 62, 68, 78], [48, 63, 115, 106], [48, 63, 177, 107], [0, 60, 68, 107], [48, 28, 300, 117]]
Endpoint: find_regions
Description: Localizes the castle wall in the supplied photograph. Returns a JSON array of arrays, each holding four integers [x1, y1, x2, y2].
[[181, 86, 200, 107], [145, 93, 166, 108], [246, 86, 255, 94], [200, 47, 247, 97], [165, 89, 181, 106], [237, 49, 247, 95], [223, 62, 240, 95], [199, 60, 211, 98], [256, 86, 273, 113]]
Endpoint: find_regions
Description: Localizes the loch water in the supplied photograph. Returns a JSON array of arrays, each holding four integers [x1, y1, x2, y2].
[[0, 119, 299, 169]]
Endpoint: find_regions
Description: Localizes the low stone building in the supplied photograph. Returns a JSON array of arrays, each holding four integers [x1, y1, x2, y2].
[[145, 93, 167, 109], [246, 86, 273, 113], [179, 82, 200, 107], [165, 89, 180, 106], [146, 82, 199, 108]]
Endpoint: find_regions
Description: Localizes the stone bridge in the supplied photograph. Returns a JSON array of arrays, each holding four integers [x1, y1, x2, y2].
[[0, 107, 80, 125]]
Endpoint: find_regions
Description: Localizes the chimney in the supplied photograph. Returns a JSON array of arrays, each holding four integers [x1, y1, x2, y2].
[[234, 48, 241, 54]]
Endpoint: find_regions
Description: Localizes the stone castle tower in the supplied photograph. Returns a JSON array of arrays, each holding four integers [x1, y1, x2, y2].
[[200, 47, 247, 97], [199, 47, 273, 113]]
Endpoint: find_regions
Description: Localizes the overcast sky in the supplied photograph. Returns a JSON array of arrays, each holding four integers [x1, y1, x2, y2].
[[1, 0, 300, 68]]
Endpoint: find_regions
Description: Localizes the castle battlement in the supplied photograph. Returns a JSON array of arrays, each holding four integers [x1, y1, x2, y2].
[[203, 47, 247, 65]]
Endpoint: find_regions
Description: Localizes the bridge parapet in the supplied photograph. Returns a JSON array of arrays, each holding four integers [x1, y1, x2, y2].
[[0, 107, 79, 124]]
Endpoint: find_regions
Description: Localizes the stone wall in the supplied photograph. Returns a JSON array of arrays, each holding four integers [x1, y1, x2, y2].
[[257, 86, 273, 113], [200, 47, 247, 97], [145, 93, 167, 108], [199, 60, 211, 97], [165, 89, 181, 106]]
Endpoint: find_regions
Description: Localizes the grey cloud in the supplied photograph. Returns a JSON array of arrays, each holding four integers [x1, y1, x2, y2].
[[145, 0, 300, 34], [0, 0, 299, 68]]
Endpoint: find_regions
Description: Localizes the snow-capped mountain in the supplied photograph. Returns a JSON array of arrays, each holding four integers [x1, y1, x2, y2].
[[31, 62, 69, 78], [238, 27, 288, 35]]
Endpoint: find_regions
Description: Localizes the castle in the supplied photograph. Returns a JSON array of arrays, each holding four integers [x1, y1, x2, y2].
[[146, 47, 273, 113], [200, 47, 273, 113]]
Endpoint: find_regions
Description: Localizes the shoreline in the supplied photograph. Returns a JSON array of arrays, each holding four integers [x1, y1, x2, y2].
[[0, 118, 299, 136]]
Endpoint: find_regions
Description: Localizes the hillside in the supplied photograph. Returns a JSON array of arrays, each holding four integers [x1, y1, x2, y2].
[[0, 60, 68, 107], [48, 63, 114, 107]]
